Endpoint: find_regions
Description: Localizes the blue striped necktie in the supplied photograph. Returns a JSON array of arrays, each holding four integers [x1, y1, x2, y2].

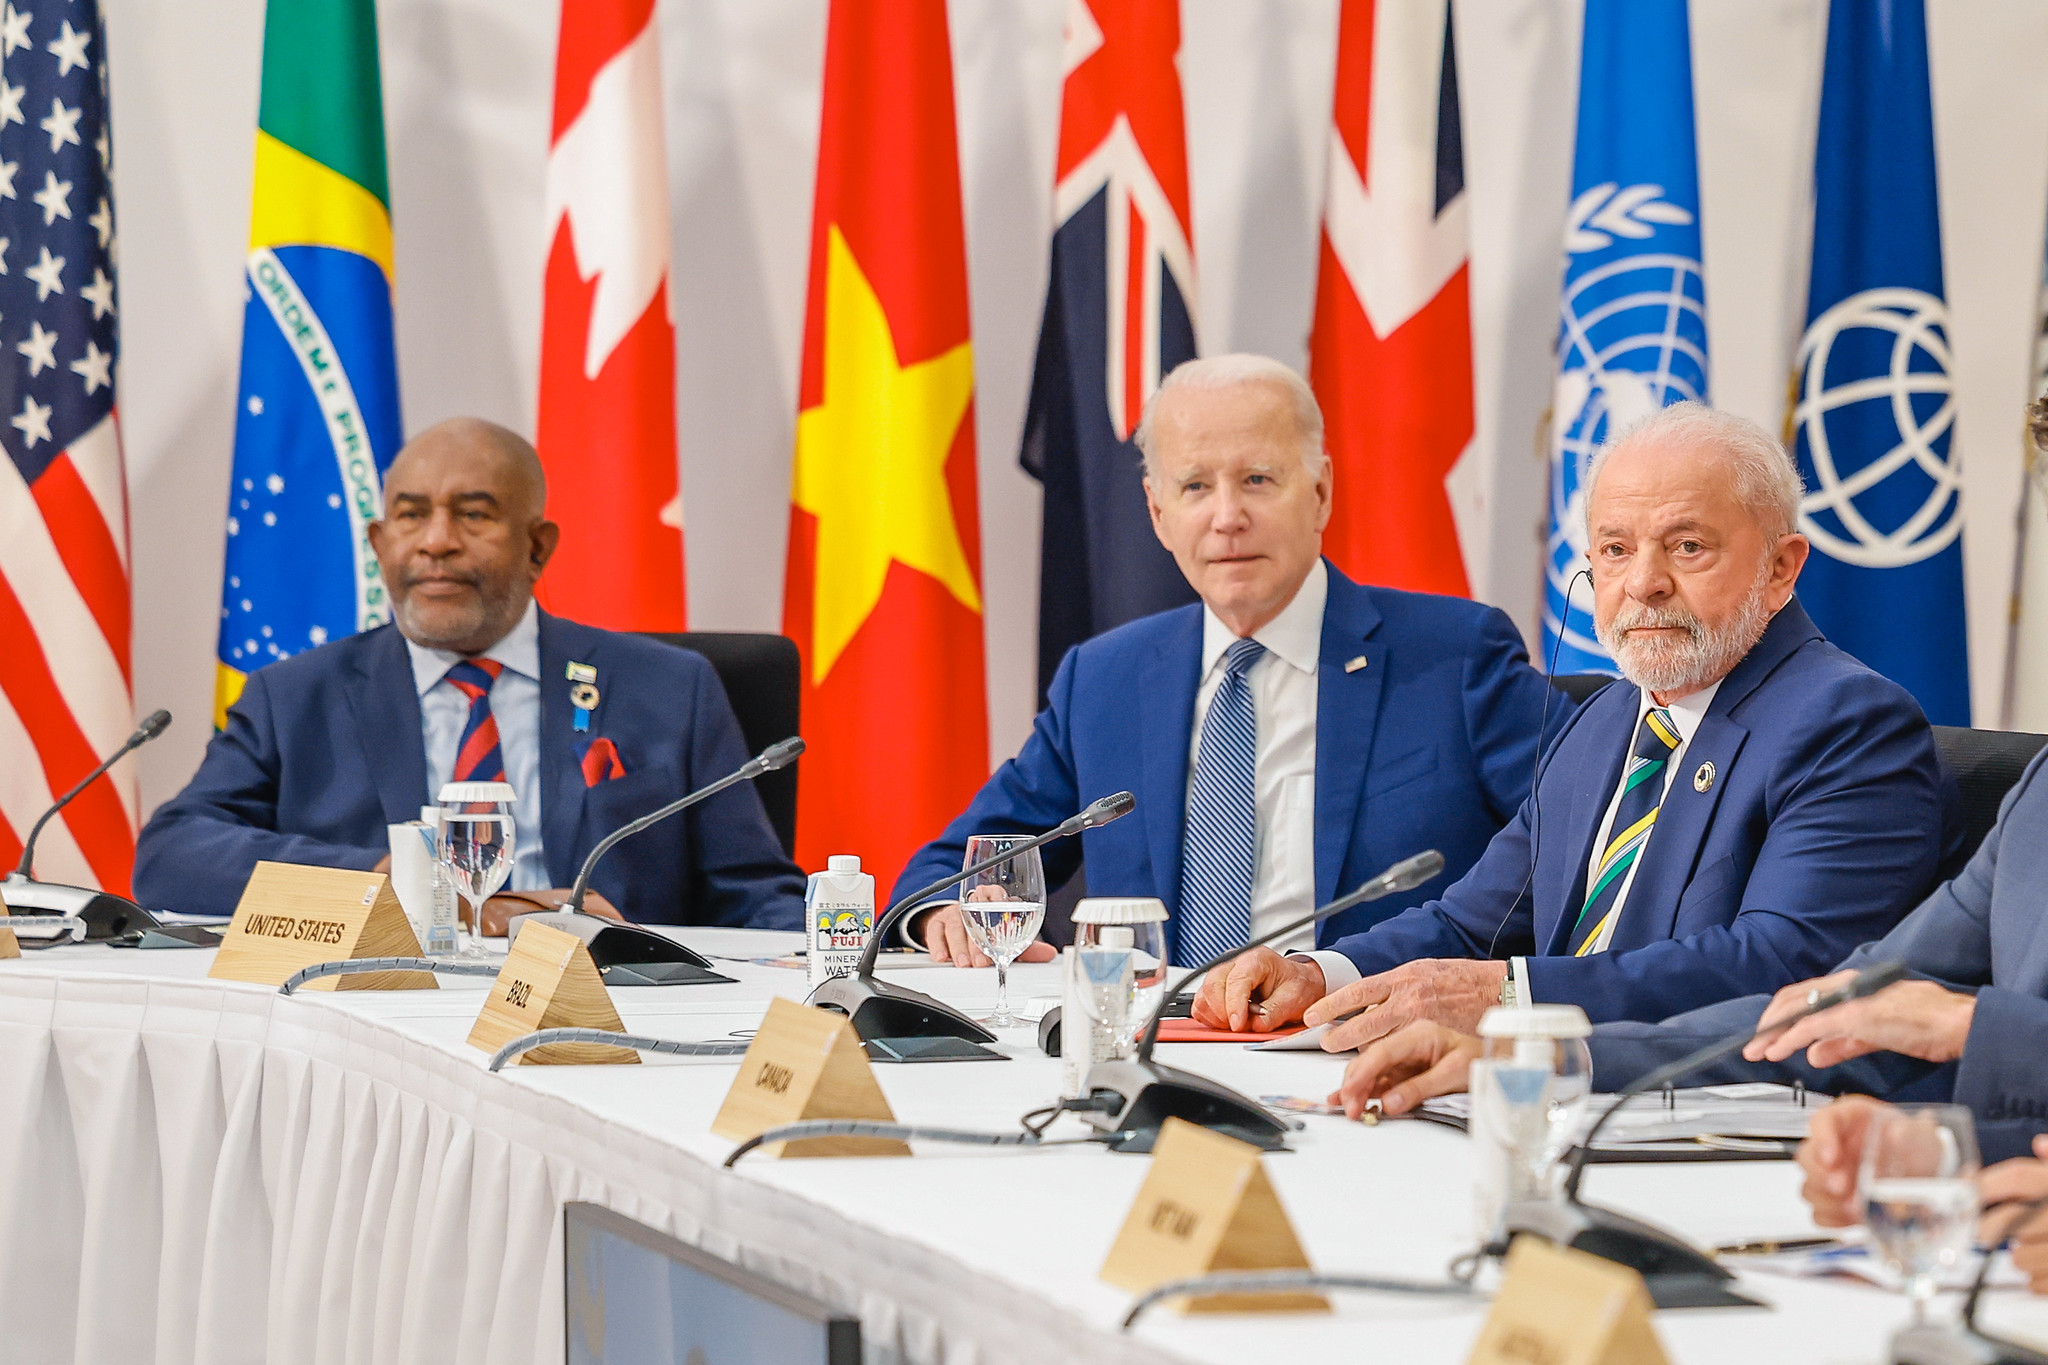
[[1568, 706, 1681, 956], [1178, 637, 1265, 966]]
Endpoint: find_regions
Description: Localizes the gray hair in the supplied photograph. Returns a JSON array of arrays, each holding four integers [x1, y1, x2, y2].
[[1133, 353, 1329, 481], [1584, 402, 1804, 540]]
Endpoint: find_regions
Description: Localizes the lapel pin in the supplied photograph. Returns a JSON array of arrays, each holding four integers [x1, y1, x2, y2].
[[569, 662, 599, 734], [1344, 655, 1368, 673], [1693, 760, 1716, 793]]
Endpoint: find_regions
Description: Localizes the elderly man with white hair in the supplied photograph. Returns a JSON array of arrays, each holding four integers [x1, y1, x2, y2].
[[892, 353, 1567, 968], [1196, 400, 1963, 1063]]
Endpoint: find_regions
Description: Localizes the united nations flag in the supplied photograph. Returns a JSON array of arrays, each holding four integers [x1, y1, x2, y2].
[[215, 0, 403, 726], [1790, 0, 1969, 726]]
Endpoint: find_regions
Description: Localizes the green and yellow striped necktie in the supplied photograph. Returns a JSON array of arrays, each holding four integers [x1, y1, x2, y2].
[[1569, 707, 1681, 956]]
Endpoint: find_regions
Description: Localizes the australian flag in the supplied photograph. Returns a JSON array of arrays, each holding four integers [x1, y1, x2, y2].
[[1790, 0, 1969, 725], [1021, 0, 1197, 700]]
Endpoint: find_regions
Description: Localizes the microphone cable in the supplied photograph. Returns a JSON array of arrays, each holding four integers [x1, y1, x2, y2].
[[1486, 567, 1598, 961], [1118, 1268, 1477, 1330], [721, 1095, 1126, 1168]]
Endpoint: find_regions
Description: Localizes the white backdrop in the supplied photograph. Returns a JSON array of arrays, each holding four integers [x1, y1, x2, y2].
[[106, 0, 2048, 819]]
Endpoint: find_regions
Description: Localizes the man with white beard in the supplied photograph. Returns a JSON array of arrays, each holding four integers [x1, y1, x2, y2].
[[1194, 402, 1963, 1050]]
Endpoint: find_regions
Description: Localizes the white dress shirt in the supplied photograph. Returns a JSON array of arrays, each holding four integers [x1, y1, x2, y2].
[[1188, 558, 1325, 953], [1573, 679, 1722, 954], [406, 601, 547, 891]]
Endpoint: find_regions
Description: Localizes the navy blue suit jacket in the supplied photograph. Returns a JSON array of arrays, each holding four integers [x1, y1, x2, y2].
[[1326, 599, 1963, 1024], [891, 563, 1567, 960], [134, 613, 804, 928], [1593, 747, 2048, 1163]]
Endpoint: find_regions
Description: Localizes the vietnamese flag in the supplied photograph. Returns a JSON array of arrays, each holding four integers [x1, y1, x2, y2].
[[782, 0, 989, 882]]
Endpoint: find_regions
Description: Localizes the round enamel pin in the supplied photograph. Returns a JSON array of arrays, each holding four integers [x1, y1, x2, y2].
[[570, 682, 600, 711], [1693, 760, 1716, 793]]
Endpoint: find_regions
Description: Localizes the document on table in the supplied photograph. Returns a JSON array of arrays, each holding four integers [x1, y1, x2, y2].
[[1420, 1082, 1819, 1152]]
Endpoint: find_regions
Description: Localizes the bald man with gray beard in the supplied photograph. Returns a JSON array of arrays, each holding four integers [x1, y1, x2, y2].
[[136, 418, 803, 929]]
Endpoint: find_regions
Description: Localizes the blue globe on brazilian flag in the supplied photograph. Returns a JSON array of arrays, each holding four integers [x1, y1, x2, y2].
[[216, 0, 402, 727]]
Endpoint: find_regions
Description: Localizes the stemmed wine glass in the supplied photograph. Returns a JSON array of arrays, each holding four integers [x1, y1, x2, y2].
[[437, 781, 516, 958], [1860, 1103, 1981, 1327], [957, 835, 1046, 1027]]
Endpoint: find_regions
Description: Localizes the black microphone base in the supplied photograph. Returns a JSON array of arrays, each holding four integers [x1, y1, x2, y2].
[[1892, 1324, 2048, 1365], [2, 874, 158, 941], [1501, 1198, 1760, 1309], [504, 911, 717, 975], [1078, 1058, 1290, 1153], [807, 974, 996, 1044]]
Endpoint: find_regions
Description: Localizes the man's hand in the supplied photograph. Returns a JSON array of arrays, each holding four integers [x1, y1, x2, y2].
[[1304, 958, 1508, 1053], [468, 888, 621, 937], [1331, 1021, 1483, 1119], [1747, 977, 1976, 1068], [1190, 947, 1326, 1032], [1795, 1094, 1892, 1227], [918, 904, 1057, 967], [1983, 1137, 2048, 1292]]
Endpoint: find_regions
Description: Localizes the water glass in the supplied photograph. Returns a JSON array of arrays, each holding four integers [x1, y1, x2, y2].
[[437, 781, 516, 958], [1471, 1005, 1593, 1240], [1073, 916, 1169, 1056], [958, 834, 1046, 1027], [1861, 1104, 1980, 1323]]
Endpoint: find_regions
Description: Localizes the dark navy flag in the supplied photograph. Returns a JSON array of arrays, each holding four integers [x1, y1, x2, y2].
[[1021, 0, 1197, 700], [1791, 0, 1969, 725]]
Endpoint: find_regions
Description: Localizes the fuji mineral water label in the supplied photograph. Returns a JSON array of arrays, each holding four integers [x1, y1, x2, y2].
[[805, 859, 874, 989]]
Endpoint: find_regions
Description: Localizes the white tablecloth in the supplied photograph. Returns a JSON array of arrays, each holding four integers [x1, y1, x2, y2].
[[4, 932, 2047, 1365]]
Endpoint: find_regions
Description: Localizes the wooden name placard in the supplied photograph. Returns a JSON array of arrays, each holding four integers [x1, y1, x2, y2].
[[0, 899, 16, 960], [1099, 1117, 1326, 1314], [209, 861, 434, 990], [709, 997, 908, 1158], [466, 919, 637, 1065], [1466, 1237, 1668, 1365]]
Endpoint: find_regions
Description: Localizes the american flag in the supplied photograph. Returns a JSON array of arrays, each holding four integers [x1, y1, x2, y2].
[[0, 0, 132, 893]]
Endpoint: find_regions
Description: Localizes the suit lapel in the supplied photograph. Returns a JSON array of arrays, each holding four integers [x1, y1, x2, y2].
[[1544, 688, 1635, 955], [344, 626, 431, 826], [538, 612, 597, 887], [1142, 609, 1202, 935], [1617, 713, 1747, 950], [1313, 571, 1383, 904]]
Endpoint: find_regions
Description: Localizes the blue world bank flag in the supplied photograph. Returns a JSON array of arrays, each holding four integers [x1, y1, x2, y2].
[[1543, 0, 1709, 675], [1791, 0, 1968, 725]]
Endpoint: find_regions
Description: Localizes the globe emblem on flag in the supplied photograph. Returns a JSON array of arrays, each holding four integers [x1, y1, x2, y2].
[[1792, 287, 1961, 569], [1543, 248, 1709, 656]]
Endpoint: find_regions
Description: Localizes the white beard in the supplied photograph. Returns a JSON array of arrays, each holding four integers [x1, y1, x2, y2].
[[1596, 568, 1773, 698]]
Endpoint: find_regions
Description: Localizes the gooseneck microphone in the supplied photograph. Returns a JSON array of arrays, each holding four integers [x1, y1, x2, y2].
[[564, 736, 804, 915], [4, 708, 173, 940], [1497, 959, 1909, 1309], [1076, 849, 1446, 1153], [1926, 1195, 2048, 1365], [808, 791, 1137, 1043]]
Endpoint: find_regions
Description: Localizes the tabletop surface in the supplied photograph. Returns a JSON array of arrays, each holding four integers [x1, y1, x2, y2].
[[8, 925, 2048, 1364]]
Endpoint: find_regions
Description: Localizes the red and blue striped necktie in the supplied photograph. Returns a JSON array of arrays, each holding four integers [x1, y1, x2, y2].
[[444, 659, 506, 783]]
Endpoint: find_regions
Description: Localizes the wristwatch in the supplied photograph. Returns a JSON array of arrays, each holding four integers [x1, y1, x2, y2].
[[1498, 970, 1519, 1008]]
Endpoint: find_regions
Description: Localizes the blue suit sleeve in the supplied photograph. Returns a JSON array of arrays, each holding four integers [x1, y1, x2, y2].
[[1465, 606, 1577, 824], [890, 646, 1086, 911], [677, 663, 806, 930], [1523, 676, 1950, 1023], [132, 673, 385, 916]]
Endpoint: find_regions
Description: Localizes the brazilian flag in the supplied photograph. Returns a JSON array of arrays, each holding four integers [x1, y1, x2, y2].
[[216, 0, 402, 725]]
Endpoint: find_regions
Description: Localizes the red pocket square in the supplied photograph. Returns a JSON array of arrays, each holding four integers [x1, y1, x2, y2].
[[580, 737, 626, 787]]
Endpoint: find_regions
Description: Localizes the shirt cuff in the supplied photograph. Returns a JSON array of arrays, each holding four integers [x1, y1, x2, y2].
[[898, 901, 954, 948], [1294, 949, 1359, 993], [1511, 956, 1532, 1006]]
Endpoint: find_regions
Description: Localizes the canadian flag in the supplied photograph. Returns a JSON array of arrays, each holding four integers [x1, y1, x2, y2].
[[1308, 0, 1475, 598], [535, 0, 686, 628]]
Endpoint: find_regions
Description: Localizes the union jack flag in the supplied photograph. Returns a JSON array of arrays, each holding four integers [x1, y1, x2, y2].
[[1021, 0, 1197, 699], [0, 0, 133, 891]]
